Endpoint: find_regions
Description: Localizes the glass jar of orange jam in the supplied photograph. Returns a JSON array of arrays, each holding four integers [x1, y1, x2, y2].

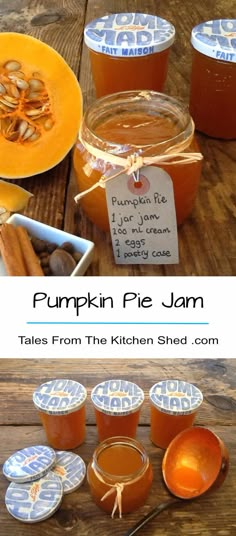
[[87, 436, 153, 516], [84, 13, 175, 97], [33, 379, 87, 450], [149, 380, 203, 449], [91, 379, 144, 441], [189, 19, 236, 139], [73, 91, 203, 232]]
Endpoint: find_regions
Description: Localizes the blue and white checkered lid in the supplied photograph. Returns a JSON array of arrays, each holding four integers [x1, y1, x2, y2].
[[84, 13, 175, 57], [33, 379, 87, 415], [52, 451, 86, 494], [149, 380, 203, 415], [3, 445, 56, 483], [5, 471, 63, 523], [191, 19, 236, 63], [91, 379, 144, 416]]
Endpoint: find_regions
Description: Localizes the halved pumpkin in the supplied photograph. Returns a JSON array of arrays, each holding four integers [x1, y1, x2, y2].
[[0, 32, 82, 179]]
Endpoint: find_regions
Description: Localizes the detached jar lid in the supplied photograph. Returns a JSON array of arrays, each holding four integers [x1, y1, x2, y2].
[[191, 19, 236, 62], [84, 13, 175, 57], [3, 445, 56, 483], [52, 451, 86, 494], [33, 379, 87, 415], [5, 471, 63, 523], [91, 379, 144, 416], [149, 380, 203, 415]]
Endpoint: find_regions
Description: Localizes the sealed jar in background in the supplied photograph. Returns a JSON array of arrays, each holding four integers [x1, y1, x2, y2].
[[33, 379, 87, 450], [149, 379, 203, 449], [87, 436, 153, 516], [84, 13, 175, 97], [73, 91, 203, 232], [91, 379, 144, 441], [189, 19, 236, 139]]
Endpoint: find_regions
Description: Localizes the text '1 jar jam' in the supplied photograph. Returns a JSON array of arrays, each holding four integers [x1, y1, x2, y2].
[[84, 13, 175, 97], [73, 91, 203, 232], [87, 436, 153, 517], [189, 19, 236, 139], [33, 379, 87, 450], [91, 379, 144, 441], [149, 379, 203, 449]]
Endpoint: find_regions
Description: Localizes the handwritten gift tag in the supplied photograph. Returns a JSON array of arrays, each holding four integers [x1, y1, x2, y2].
[[105, 166, 179, 264]]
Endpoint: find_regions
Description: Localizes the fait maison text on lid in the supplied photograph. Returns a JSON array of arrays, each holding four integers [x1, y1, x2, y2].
[[191, 19, 236, 63], [84, 13, 175, 57], [33, 379, 87, 415], [52, 451, 86, 494], [5, 471, 63, 523], [91, 379, 145, 416], [149, 379, 203, 416], [3, 445, 56, 483]]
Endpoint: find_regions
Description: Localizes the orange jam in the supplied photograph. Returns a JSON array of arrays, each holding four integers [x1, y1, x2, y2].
[[149, 380, 203, 449], [87, 437, 153, 515], [73, 91, 202, 232], [189, 19, 236, 139], [91, 379, 144, 441], [84, 13, 175, 97], [33, 379, 87, 450]]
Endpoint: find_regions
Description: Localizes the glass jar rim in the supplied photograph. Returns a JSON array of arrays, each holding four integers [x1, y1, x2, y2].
[[92, 436, 149, 482], [81, 90, 193, 156]]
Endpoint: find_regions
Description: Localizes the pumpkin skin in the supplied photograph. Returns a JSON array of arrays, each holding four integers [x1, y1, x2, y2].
[[0, 32, 82, 179]]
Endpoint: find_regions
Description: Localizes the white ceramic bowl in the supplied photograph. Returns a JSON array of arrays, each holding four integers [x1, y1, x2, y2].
[[0, 213, 95, 276]]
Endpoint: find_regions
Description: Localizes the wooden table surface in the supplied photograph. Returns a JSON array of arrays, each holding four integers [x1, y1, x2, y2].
[[0, 0, 235, 276], [0, 358, 235, 535]]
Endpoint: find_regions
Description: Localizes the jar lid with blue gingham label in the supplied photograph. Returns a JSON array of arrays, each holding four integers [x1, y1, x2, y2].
[[3, 445, 56, 483]]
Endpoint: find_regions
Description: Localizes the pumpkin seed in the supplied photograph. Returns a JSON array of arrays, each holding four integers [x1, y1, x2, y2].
[[6, 130, 18, 141], [28, 131, 41, 141], [27, 91, 42, 100], [0, 83, 6, 95], [4, 60, 22, 71], [22, 125, 35, 140], [28, 78, 44, 91], [0, 98, 17, 109], [44, 118, 54, 130], [15, 79, 29, 90], [18, 120, 28, 137], [8, 71, 25, 80], [8, 84, 20, 98], [3, 95, 18, 104], [25, 108, 42, 117]]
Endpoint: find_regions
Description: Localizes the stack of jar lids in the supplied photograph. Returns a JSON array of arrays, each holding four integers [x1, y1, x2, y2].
[[3, 445, 86, 523]]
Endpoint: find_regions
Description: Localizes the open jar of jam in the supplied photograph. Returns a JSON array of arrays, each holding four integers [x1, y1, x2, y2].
[[91, 379, 144, 441], [149, 380, 203, 449], [189, 19, 236, 139], [84, 13, 175, 97], [33, 379, 87, 450], [73, 91, 203, 232], [87, 436, 153, 517]]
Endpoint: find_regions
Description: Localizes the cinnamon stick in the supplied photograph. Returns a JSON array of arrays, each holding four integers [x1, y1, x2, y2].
[[16, 226, 44, 276], [0, 223, 27, 276]]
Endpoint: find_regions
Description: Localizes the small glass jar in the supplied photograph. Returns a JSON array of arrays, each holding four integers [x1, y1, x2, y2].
[[73, 91, 202, 232], [91, 379, 144, 441], [149, 379, 203, 449], [33, 379, 87, 450], [189, 19, 236, 139], [84, 13, 175, 98], [87, 436, 153, 516]]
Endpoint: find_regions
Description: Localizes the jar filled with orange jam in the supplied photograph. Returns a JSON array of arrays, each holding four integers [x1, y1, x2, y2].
[[84, 13, 175, 97], [91, 379, 144, 441], [87, 436, 153, 516], [149, 380, 203, 449], [189, 19, 236, 139], [73, 91, 203, 232], [33, 379, 87, 450]]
